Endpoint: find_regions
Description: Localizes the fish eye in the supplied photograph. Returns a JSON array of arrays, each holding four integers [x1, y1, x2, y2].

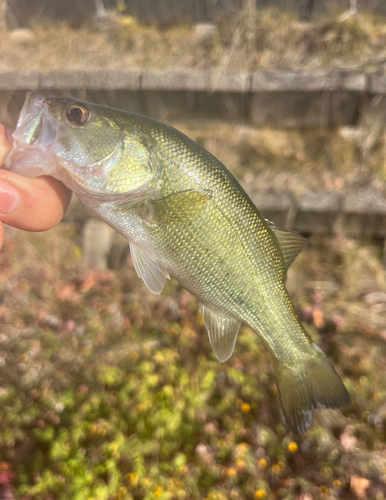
[[66, 104, 90, 125]]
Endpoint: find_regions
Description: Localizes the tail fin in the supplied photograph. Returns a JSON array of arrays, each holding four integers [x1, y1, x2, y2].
[[276, 351, 350, 434]]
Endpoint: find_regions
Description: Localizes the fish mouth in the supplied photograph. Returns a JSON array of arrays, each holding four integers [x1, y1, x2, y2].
[[16, 93, 58, 148], [4, 93, 59, 177]]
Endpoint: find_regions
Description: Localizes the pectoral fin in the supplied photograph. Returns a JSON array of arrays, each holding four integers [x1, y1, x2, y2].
[[201, 305, 240, 362], [140, 189, 212, 226], [129, 242, 170, 295]]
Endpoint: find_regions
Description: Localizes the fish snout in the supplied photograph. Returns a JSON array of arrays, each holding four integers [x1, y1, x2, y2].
[[3, 93, 59, 177], [15, 93, 58, 148]]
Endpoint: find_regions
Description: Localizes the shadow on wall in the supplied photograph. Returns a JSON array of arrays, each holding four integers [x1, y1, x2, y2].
[[5, 0, 386, 28]]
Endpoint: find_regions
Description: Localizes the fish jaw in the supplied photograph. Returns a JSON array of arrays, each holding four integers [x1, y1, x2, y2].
[[4, 93, 59, 177]]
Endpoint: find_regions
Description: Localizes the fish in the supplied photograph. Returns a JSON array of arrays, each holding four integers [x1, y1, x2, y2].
[[4, 93, 350, 433]]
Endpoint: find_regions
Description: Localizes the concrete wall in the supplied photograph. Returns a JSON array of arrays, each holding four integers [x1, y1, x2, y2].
[[0, 69, 381, 130]]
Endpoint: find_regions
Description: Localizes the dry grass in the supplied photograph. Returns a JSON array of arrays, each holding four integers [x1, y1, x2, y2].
[[170, 121, 386, 196], [0, 8, 386, 72]]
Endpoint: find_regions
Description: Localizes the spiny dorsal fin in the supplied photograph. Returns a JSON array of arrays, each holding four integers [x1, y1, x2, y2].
[[129, 241, 170, 295], [201, 305, 240, 362], [266, 220, 306, 270]]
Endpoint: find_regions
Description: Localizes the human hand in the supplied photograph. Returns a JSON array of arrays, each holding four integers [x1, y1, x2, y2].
[[0, 124, 72, 250]]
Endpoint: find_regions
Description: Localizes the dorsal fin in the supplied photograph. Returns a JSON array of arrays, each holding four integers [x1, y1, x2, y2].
[[201, 305, 240, 362], [266, 220, 306, 270], [129, 241, 170, 295]]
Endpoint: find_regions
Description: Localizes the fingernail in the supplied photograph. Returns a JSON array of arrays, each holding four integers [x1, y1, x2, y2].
[[0, 180, 20, 214]]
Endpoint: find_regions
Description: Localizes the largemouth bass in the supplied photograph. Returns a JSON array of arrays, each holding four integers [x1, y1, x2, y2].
[[5, 93, 349, 433]]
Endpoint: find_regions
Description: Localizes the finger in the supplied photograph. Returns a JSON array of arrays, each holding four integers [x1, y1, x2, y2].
[[0, 221, 3, 251], [0, 170, 72, 232]]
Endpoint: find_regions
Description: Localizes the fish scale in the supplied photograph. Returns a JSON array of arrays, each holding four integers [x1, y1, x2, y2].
[[5, 93, 350, 433]]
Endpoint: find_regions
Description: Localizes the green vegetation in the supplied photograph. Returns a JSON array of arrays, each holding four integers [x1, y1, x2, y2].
[[0, 225, 386, 499]]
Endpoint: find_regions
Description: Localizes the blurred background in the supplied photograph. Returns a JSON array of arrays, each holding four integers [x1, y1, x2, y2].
[[1, 0, 386, 499]]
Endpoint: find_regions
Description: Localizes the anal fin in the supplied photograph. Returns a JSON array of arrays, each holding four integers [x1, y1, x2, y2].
[[129, 241, 170, 295], [201, 305, 240, 362]]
